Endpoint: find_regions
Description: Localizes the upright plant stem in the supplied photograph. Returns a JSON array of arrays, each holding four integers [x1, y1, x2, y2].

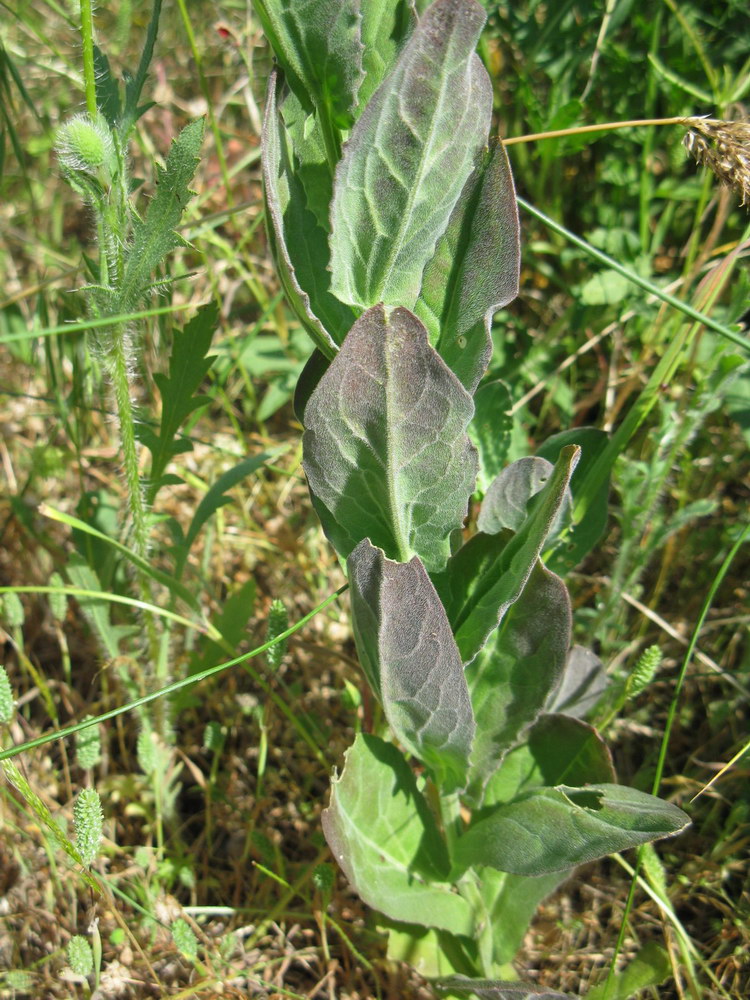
[[110, 330, 149, 559], [78, 0, 97, 117]]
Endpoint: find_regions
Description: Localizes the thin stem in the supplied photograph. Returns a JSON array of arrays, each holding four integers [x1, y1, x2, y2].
[[503, 116, 687, 147], [603, 524, 749, 1000], [173, 0, 233, 206], [516, 197, 750, 352], [0, 583, 348, 764], [78, 0, 97, 117], [109, 329, 149, 559]]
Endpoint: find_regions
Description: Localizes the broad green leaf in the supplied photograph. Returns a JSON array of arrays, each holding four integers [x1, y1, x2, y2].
[[464, 562, 571, 805], [546, 645, 609, 719], [477, 457, 571, 537], [253, 0, 364, 129], [537, 427, 609, 575], [476, 867, 568, 969], [358, 1, 417, 113], [584, 941, 672, 1000], [329, 0, 492, 310], [119, 118, 204, 311], [383, 919, 476, 979], [348, 540, 475, 793], [138, 303, 219, 499], [322, 733, 474, 935], [433, 445, 580, 664], [469, 379, 514, 494], [436, 976, 573, 999], [262, 72, 356, 353], [485, 714, 616, 809], [302, 305, 477, 572], [415, 140, 520, 393], [453, 783, 690, 877]]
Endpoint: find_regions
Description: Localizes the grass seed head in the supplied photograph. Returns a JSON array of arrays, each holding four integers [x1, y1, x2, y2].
[[73, 787, 103, 867], [683, 117, 750, 206]]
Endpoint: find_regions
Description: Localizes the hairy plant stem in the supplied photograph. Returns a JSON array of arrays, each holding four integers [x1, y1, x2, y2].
[[78, 0, 97, 118], [108, 325, 165, 735]]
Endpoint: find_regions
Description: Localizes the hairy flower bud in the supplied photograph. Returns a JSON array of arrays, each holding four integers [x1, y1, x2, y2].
[[55, 113, 116, 179]]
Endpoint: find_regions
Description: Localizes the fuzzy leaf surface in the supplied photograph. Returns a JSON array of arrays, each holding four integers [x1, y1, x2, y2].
[[433, 445, 579, 664], [329, 0, 492, 310], [119, 118, 204, 310], [322, 733, 474, 935], [437, 977, 574, 999], [348, 540, 475, 792], [262, 72, 356, 353], [537, 427, 609, 574], [302, 305, 476, 572], [358, 1, 417, 113], [415, 140, 520, 393], [485, 714, 616, 809], [546, 645, 609, 719], [478, 456, 571, 536], [464, 561, 571, 804], [476, 867, 568, 968], [453, 783, 690, 877], [469, 379, 513, 494], [253, 0, 363, 128]]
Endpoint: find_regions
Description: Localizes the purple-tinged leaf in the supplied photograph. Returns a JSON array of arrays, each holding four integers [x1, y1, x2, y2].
[[436, 976, 574, 999], [330, 0, 492, 310], [416, 140, 520, 393], [348, 540, 475, 793], [478, 456, 571, 537], [546, 645, 610, 719], [433, 445, 580, 664], [302, 304, 477, 572], [464, 562, 571, 804], [262, 72, 357, 354]]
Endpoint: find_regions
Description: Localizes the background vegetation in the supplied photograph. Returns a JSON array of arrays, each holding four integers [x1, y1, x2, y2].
[[0, 0, 748, 997]]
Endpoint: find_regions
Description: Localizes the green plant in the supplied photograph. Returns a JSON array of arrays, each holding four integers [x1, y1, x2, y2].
[[257, 0, 691, 992]]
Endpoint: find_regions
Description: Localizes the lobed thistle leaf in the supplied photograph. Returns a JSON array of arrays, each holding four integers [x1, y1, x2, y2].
[[683, 117, 750, 207], [0, 665, 15, 724], [627, 645, 662, 698], [266, 599, 289, 670], [171, 918, 198, 960], [73, 787, 103, 867], [67, 935, 94, 977], [75, 718, 102, 770], [2, 592, 24, 629]]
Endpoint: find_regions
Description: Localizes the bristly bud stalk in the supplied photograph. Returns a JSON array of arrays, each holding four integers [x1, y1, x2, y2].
[[683, 117, 750, 207]]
